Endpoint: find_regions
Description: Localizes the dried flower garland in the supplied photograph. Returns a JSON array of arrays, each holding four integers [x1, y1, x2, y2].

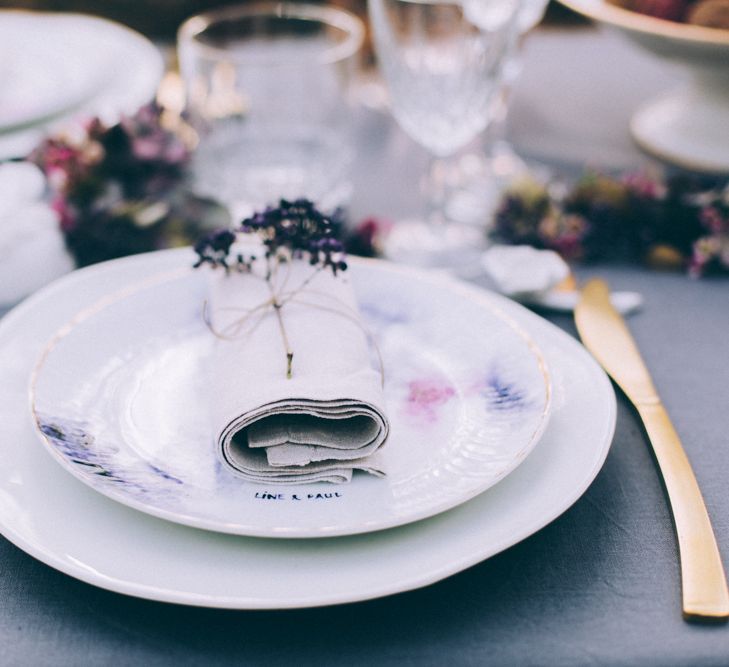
[[492, 171, 729, 277], [30, 103, 228, 267], [342, 171, 729, 278], [25, 105, 729, 280]]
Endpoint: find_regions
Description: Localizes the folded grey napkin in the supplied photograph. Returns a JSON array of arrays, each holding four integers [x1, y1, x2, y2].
[[209, 257, 389, 484]]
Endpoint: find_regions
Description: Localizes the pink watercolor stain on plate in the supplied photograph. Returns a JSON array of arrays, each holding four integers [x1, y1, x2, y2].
[[404, 378, 455, 424]]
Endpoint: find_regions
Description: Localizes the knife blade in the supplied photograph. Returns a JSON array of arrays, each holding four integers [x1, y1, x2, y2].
[[575, 278, 729, 621]]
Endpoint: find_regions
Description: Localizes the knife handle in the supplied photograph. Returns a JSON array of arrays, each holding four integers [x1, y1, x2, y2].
[[638, 402, 729, 620]]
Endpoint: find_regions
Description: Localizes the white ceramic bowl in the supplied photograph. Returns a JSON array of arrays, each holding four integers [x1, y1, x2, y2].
[[558, 0, 729, 173]]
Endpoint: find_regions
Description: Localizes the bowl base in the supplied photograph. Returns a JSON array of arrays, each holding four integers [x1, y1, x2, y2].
[[631, 81, 729, 173]]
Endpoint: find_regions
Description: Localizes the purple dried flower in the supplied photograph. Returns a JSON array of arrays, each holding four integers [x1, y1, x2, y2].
[[492, 177, 593, 259], [700, 206, 726, 235], [622, 171, 667, 200], [193, 200, 347, 275], [238, 199, 347, 275], [31, 136, 103, 193], [120, 103, 189, 166], [539, 212, 589, 260], [193, 229, 237, 270], [310, 236, 347, 274], [689, 203, 729, 277], [51, 197, 77, 232]]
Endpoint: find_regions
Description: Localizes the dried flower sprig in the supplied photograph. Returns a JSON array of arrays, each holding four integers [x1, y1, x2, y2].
[[347, 171, 729, 278], [194, 200, 349, 379], [195, 199, 348, 276]]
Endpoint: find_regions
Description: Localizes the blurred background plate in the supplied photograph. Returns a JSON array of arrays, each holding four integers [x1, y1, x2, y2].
[[0, 10, 164, 159]]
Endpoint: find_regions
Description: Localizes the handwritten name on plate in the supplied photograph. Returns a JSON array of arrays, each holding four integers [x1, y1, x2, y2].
[[254, 491, 343, 501]]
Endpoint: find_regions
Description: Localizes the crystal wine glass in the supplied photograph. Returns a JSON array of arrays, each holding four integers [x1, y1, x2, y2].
[[437, 0, 551, 230], [368, 0, 524, 268]]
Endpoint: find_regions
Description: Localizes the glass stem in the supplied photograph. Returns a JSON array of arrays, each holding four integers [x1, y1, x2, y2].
[[423, 154, 457, 227]]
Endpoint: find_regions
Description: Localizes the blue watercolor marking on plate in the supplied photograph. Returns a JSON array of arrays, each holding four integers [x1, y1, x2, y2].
[[38, 416, 184, 494], [479, 372, 529, 412]]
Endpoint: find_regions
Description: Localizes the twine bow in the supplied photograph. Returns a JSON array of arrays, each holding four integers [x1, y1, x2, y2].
[[203, 260, 385, 385]]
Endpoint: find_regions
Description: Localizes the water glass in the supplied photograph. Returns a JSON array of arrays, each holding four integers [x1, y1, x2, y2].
[[178, 2, 364, 217]]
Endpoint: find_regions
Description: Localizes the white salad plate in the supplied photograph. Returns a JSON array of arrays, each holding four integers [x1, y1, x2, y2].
[[30, 255, 551, 538], [0, 11, 164, 158], [0, 249, 615, 609]]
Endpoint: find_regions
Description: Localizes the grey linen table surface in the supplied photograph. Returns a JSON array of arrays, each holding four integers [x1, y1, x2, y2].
[[2, 25, 729, 667]]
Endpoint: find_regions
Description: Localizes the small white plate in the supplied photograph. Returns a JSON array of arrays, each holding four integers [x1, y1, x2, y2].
[[0, 11, 163, 158], [30, 258, 551, 537], [0, 249, 615, 608]]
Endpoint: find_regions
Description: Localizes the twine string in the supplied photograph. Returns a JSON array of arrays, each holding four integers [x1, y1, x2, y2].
[[202, 266, 385, 386]]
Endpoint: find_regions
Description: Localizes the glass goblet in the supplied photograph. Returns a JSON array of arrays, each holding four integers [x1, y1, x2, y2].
[[368, 0, 523, 268]]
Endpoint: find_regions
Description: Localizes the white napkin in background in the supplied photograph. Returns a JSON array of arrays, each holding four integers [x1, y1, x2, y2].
[[481, 245, 643, 315], [0, 161, 74, 306], [481, 244, 570, 296], [209, 257, 389, 484]]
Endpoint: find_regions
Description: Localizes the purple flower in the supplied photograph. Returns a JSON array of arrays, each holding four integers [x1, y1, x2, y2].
[[237, 199, 347, 275], [31, 136, 103, 193], [622, 171, 667, 200], [699, 206, 726, 235], [689, 204, 729, 277], [120, 104, 189, 166], [193, 229, 237, 270], [51, 197, 77, 232]]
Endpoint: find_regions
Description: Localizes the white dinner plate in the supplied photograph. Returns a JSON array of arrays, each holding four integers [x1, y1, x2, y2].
[[0, 249, 615, 608], [0, 11, 163, 158], [29, 260, 551, 538]]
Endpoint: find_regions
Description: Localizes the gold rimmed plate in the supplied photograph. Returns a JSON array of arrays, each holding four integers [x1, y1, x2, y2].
[[29, 254, 551, 538]]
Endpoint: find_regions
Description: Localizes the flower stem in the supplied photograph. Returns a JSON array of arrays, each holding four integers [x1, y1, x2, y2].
[[265, 260, 293, 379], [272, 300, 293, 379]]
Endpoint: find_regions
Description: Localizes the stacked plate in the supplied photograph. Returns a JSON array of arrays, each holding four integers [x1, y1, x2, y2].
[[0, 249, 616, 608], [0, 11, 163, 158]]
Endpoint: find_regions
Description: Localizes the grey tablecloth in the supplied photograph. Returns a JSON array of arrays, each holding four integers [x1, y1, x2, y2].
[[3, 25, 729, 667]]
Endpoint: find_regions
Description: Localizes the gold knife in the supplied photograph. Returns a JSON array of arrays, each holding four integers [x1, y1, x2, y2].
[[575, 278, 729, 621]]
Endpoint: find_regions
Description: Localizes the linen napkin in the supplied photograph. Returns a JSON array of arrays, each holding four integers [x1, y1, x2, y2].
[[209, 257, 389, 484], [481, 245, 643, 315]]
